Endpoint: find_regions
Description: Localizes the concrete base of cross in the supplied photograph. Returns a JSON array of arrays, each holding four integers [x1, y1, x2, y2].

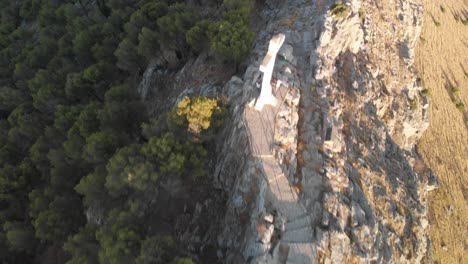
[[255, 91, 277, 111]]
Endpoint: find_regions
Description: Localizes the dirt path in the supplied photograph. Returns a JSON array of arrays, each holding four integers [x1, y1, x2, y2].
[[414, 0, 468, 263]]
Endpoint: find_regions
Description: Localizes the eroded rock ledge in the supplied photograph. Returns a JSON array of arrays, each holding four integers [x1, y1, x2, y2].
[[214, 0, 433, 263]]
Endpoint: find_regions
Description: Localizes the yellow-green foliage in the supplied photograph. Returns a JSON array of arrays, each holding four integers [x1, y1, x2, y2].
[[421, 88, 431, 97], [170, 96, 225, 135], [330, 2, 348, 18], [358, 8, 366, 22], [409, 99, 418, 110]]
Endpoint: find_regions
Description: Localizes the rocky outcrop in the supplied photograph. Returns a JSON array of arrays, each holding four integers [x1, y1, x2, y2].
[[214, 0, 433, 263]]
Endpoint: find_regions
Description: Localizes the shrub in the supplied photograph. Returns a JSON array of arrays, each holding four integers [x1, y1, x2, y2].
[[358, 8, 366, 22], [83, 131, 120, 164], [168, 96, 225, 136], [115, 38, 142, 72], [137, 27, 159, 61], [136, 235, 175, 264], [223, 0, 252, 11], [209, 12, 255, 64], [330, 2, 348, 18], [452, 87, 459, 96], [3, 221, 37, 253], [171, 257, 196, 264], [419, 36, 427, 43], [157, 3, 198, 51], [186, 20, 212, 53], [421, 88, 431, 97], [409, 99, 418, 110], [456, 102, 465, 112]]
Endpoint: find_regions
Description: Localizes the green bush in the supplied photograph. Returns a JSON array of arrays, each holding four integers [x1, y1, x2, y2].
[[330, 2, 348, 18], [168, 96, 225, 135], [171, 257, 196, 264], [421, 88, 431, 97], [105, 144, 151, 196], [186, 20, 212, 53], [63, 224, 99, 264], [157, 3, 198, 51], [96, 209, 141, 264], [358, 8, 366, 22], [141, 132, 207, 179], [3, 221, 37, 253], [137, 27, 160, 61], [452, 87, 459, 96], [409, 99, 418, 111], [223, 0, 252, 11], [115, 38, 142, 72], [83, 131, 121, 164], [456, 102, 465, 112], [209, 9, 255, 64], [136, 235, 175, 264]]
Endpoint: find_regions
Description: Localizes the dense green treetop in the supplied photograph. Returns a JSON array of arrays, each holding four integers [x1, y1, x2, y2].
[[0, 0, 254, 262]]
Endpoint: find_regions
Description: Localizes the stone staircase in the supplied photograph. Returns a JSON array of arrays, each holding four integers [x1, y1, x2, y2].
[[284, 213, 313, 233], [285, 242, 318, 264], [242, 2, 326, 262], [280, 198, 317, 263], [261, 156, 319, 263]]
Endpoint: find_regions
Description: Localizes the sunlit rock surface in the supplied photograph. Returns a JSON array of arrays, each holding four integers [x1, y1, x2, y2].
[[213, 0, 432, 263]]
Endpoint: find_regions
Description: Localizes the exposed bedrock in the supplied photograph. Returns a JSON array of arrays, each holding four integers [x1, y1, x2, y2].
[[214, 0, 433, 263]]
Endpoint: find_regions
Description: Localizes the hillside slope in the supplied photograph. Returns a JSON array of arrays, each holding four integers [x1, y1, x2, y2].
[[415, 0, 468, 263]]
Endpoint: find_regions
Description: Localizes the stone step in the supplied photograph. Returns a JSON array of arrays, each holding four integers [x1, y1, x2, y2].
[[268, 172, 299, 202], [285, 213, 312, 232], [282, 226, 315, 243], [285, 242, 318, 264], [286, 212, 309, 222], [274, 200, 307, 221]]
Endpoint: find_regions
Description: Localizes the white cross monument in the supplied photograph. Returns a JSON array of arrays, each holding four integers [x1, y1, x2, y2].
[[255, 33, 285, 111]]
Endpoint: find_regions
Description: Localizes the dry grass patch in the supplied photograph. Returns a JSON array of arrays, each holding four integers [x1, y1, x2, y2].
[[415, 0, 468, 263]]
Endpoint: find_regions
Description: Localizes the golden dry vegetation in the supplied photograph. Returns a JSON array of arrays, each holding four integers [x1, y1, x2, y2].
[[415, 0, 468, 263]]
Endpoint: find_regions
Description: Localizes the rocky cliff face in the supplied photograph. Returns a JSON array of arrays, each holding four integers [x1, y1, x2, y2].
[[214, 0, 434, 263]]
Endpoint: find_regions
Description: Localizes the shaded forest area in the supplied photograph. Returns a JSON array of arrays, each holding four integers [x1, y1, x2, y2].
[[0, 0, 254, 263]]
